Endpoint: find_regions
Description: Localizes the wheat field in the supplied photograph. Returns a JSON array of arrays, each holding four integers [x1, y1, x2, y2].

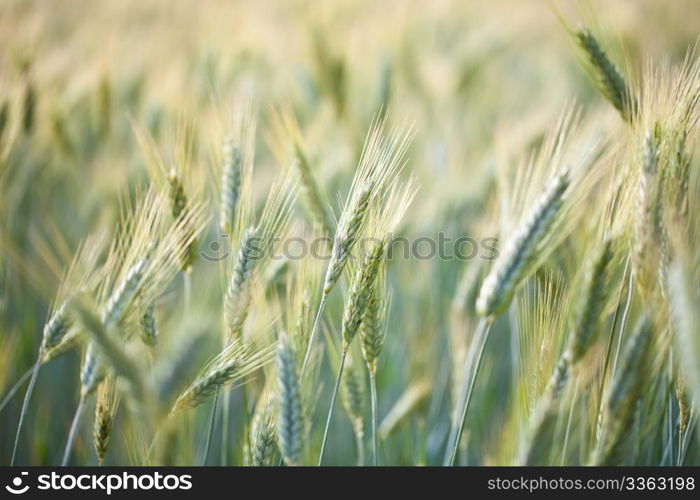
[[1, 0, 700, 466]]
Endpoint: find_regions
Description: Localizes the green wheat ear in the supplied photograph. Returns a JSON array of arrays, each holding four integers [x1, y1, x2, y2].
[[139, 302, 158, 347], [567, 237, 615, 364], [341, 239, 385, 351], [246, 391, 279, 466], [276, 332, 304, 465], [171, 338, 274, 413], [293, 142, 334, 236], [93, 376, 120, 465], [477, 170, 570, 318], [220, 135, 242, 235], [168, 170, 198, 273], [573, 28, 637, 122]]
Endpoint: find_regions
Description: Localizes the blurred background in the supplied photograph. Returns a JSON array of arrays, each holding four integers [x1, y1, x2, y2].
[[1, 0, 699, 465]]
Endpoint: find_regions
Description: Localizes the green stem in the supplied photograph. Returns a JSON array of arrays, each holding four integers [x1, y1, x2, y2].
[[593, 262, 632, 448], [667, 358, 674, 466], [355, 428, 364, 466], [598, 257, 629, 398], [560, 376, 579, 465], [594, 269, 635, 448], [613, 270, 634, 370], [202, 389, 219, 465], [445, 317, 492, 466], [318, 350, 346, 465], [0, 365, 34, 415], [369, 371, 379, 466], [221, 389, 231, 465], [183, 273, 192, 312], [508, 304, 520, 398], [11, 356, 41, 465], [679, 416, 695, 465], [301, 294, 327, 378], [62, 393, 87, 466]]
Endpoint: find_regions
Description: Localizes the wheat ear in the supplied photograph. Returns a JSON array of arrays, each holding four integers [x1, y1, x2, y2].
[[140, 302, 157, 347], [293, 143, 334, 235], [574, 28, 636, 122], [93, 376, 120, 465], [168, 169, 198, 273], [220, 135, 242, 235], [301, 119, 413, 377], [171, 338, 274, 413], [224, 227, 256, 339], [246, 392, 279, 466], [477, 170, 570, 318], [568, 237, 616, 363], [276, 332, 304, 465]]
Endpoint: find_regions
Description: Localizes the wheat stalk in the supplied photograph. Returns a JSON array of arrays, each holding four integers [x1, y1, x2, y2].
[[360, 285, 388, 466], [448, 171, 569, 465], [10, 232, 106, 465], [301, 118, 413, 376], [319, 237, 388, 464], [340, 352, 366, 465]]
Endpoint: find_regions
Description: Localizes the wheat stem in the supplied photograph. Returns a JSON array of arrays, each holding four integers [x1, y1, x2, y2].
[[202, 390, 219, 465], [369, 371, 379, 466], [10, 357, 41, 465], [221, 390, 231, 465], [0, 366, 33, 415], [318, 350, 347, 465], [613, 271, 635, 372], [599, 256, 630, 398], [560, 376, 580, 465], [355, 429, 365, 466], [301, 294, 326, 377], [62, 393, 87, 466], [446, 317, 492, 465]]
